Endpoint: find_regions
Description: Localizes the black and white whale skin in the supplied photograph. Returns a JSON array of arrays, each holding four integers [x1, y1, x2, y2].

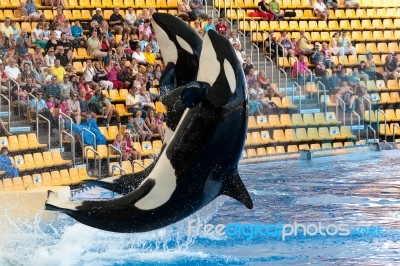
[[45, 30, 252, 233], [83, 13, 203, 195]]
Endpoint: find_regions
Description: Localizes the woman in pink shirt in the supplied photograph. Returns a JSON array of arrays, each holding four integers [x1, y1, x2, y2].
[[105, 61, 125, 89]]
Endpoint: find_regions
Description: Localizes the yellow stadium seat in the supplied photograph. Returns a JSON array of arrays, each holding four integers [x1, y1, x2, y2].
[[296, 128, 312, 141], [22, 175, 37, 190], [280, 114, 292, 127], [68, 168, 83, 183], [248, 116, 260, 129], [314, 113, 331, 125], [152, 140, 163, 154], [51, 150, 72, 166], [298, 144, 310, 151], [249, 132, 262, 146], [319, 127, 335, 140], [39, 172, 53, 186], [258, 130, 275, 144], [27, 133, 47, 148], [333, 142, 343, 148], [272, 129, 287, 143], [107, 126, 119, 141], [141, 141, 155, 156], [246, 149, 256, 158], [78, 167, 95, 180], [2, 178, 14, 191], [345, 9, 357, 19], [266, 147, 276, 155], [12, 177, 25, 191], [155, 102, 167, 114], [59, 169, 74, 185], [13, 155, 27, 172], [276, 146, 285, 154], [385, 109, 397, 122], [310, 143, 321, 150], [307, 128, 323, 141], [98, 127, 112, 142], [22, 154, 37, 171], [340, 126, 357, 139], [303, 113, 318, 126], [256, 147, 267, 157], [7, 135, 21, 152], [291, 114, 306, 126], [49, 171, 62, 186], [352, 31, 363, 41], [268, 115, 281, 127], [287, 145, 298, 153], [321, 143, 332, 149], [245, 133, 252, 146], [115, 104, 133, 117], [284, 129, 299, 142]]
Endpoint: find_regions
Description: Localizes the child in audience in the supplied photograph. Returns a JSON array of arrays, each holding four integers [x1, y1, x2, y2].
[[145, 109, 165, 140], [126, 115, 140, 142], [46, 95, 56, 116], [134, 110, 153, 141], [122, 130, 142, 160], [112, 134, 130, 161]]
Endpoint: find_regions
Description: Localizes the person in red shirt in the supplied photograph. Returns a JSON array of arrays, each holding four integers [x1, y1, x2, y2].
[[215, 17, 228, 37]]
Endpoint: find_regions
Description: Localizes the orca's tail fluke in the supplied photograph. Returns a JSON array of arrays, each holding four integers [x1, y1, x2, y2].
[[220, 170, 253, 209]]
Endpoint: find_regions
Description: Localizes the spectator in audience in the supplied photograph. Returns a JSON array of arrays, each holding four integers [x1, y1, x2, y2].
[[105, 60, 125, 89], [100, 93, 121, 127], [109, 7, 125, 35], [55, 46, 71, 67], [0, 147, 19, 177], [126, 87, 147, 117], [45, 31, 59, 52], [203, 18, 216, 32], [122, 130, 142, 160], [92, 8, 104, 24], [229, 30, 241, 50], [32, 46, 45, 66], [139, 34, 150, 52], [335, 81, 355, 112], [32, 22, 46, 48], [21, 64, 40, 90], [313, 0, 329, 21], [249, 0, 274, 20], [46, 95, 56, 116], [54, 7, 68, 24], [249, 82, 272, 114], [16, 29, 31, 57], [19, 1, 29, 22], [246, 68, 258, 88], [44, 47, 56, 67], [337, 31, 356, 57], [0, 18, 13, 39], [292, 54, 315, 84], [93, 61, 113, 90], [58, 97, 69, 114], [278, 31, 294, 57], [30, 91, 58, 132], [138, 19, 153, 40], [178, 0, 198, 21], [11, 80, 29, 116], [242, 56, 254, 75], [269, 0, 284, 21], [232, 43, 244, 65], [345, 0, 360, 8], [112, 134, 131, 161], [51, 59, 66, 82], [132, 46, 148, 65], [354, 82, 369, 116], [193, 20, 203, 36], [4, 48, 19, 65], [78, 89, 91, 116], [357, 61, 370, 82], [60, 74, 75, 98], [87, 30, 107, 61], [125, 7, 137, 32], [383, 53, 399, 85], [296, 30, 312, 55], [320, 41, 334, 68], [143, 45, 156, 66], [145, 109, 165, 140], [134, 110, 153, 141], [58, 32, 73, 52], [4, 58, 21, 82], [215, 17, 227, 36], [46, 76, 62, 103], [310, 42, 323, 65], [42, 22, 51, 41], [70, 21, 86, 47], [125, 116, 140, 142], [324, 0, 338, 10], [0, 64, 10, 95], [190, 0, 208, 20], [67, 92, 81, 124]]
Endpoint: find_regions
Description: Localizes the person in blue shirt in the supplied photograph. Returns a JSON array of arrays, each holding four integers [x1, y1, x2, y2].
[[70, 21, 87, 47], [203, 18, 216, 32], [0, 147, 19, 178]]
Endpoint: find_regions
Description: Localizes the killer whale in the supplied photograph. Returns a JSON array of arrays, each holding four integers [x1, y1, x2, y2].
[[83, 13, 203, 195], [46, 30, 252, 233]]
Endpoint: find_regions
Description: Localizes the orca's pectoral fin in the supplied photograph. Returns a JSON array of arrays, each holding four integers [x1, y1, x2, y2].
[[181, 81, 209, 108], [159, 62, 176, 94], [220, 170, 253, 209]]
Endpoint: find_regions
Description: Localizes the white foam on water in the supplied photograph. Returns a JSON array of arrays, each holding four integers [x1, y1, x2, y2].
[[0, 197, 226, 265]]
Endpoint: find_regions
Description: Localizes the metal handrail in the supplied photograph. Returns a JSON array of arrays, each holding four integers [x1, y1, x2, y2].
[[107, 144, 122, 173], [366, 125, 377, 144], [224, 0, 233, 32], [336, 96, 346, 126], [111, 164, 126, 176], [132, 160, 145, 168], [276, 42, 285, 72], [81, 128, 96, 163], [377, 109, 387, 142], [304, 68, 313, 98], [237, 7, 246, 53], [204, 0, 208, 17], [251, 43, 260, 71], [9, 78, 20, 115], [317, 81, 326, 114], [279, 68, 287, 96], [62, 130, 75, 167], [0, 94, 10, 130], [292, 57, 299, 85], [392, 124, 400, 143], [37, 113, 51, 150], [361, 96, 372, 126], [28, 93, 39, 135], [58, 110, 73, 148], [293, 81, 301, 112], [85, 146, 101, 178], [350, 111, 361, 141], [250, 19, 258, 67], [237, 7, 245, 47]]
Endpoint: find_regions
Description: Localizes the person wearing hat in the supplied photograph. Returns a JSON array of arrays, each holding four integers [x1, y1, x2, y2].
[[92, 8, 103, 24], [60, 74, 75, 99], [20, 53, 34, 69]]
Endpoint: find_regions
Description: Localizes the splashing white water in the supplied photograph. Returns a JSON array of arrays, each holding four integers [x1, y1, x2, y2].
[[0, 197, 227, 265]]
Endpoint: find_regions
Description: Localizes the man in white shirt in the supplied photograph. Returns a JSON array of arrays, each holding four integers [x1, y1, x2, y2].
[[125, 7, 137, 30], [232, 43, 244, 65], [314, 0, 329, 21], [4, 59, 21, 82], [126, 87, 147, 116], [0, 18, 14, 39]]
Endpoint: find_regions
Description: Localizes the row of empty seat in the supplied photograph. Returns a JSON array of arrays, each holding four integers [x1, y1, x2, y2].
[[0, 134, 47, 153], [246, 126, 356, 146], [248, 112, 341, 129], [244, 141, 363, 158], [109, 158, 154, 175], [10, 150, 72, 172], [0, 167, 94, 192]]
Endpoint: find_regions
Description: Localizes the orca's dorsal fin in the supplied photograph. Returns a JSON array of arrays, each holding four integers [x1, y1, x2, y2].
[[220, 170, 253, 209]]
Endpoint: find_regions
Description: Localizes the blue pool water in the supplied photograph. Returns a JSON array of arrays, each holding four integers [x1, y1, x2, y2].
[[2, 150, 400, 265]]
